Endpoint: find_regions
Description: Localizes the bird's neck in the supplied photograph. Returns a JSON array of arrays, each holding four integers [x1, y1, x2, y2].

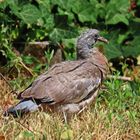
[[77, 45, 109, 78], [77, 43, 92, 59]]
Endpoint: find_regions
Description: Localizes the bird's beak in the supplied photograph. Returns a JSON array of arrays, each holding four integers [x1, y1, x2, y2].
[[97, 36, 108, 43]]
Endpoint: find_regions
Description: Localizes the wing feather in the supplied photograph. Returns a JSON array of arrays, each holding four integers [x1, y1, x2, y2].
[[20, 60, 102, 104]]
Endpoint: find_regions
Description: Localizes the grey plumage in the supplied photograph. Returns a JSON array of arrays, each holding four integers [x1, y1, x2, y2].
[[4, 29, 108, 117], [4, 99, 39, 117]]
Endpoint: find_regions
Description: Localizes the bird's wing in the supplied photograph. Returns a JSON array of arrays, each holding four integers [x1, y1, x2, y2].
[[19, 60, 102, 104]]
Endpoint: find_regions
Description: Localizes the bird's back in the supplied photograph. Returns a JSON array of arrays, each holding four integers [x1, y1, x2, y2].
[[19, 59, 103, 105]]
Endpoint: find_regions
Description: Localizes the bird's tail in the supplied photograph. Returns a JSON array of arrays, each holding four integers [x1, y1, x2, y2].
[[4, 98, 39, 117]]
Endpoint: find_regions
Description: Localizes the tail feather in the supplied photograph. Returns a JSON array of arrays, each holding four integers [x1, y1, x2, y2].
[[4, 99, 39, 117]]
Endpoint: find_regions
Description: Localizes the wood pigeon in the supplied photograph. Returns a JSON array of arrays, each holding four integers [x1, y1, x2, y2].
[[4, 29, 109, 117]]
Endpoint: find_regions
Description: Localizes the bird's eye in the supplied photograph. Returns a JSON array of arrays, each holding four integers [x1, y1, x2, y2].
[[94, 34, 99, 39]]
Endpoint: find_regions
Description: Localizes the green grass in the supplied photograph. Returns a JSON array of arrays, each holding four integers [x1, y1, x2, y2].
[[0, 74, 140, 140]]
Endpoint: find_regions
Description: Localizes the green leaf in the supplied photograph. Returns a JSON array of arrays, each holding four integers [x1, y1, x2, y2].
[[78, 7, 97, 23], [104, 42, 122, 59], [49, 28, 78, 43], [18, 4, 41, 24], [122, 36, 140, 57], [116, 0, 129, 13], [0, 0, 8, 9], [36, 0, 51, 12], [106, 0, 129, 14], [132, 17, 140, 23], [106, 14, 129, 25], [23, 131, 34, 138], [117, 33, 129, 44], [95, 3, 106, 18], [7, 0, 21, 17], [51, 0, 75, 22], [62, 38, 76, 49], [105, 0, 130, 25], [90, 0, 98, 5], [38, 3, 51, 18], [22, 56, 34, 65], [72, 0, 97, 23], [58, 8, 74, 22], [51, 0, 73, 11], [60, 129, 73, 140], [38, 4, 54, 28]]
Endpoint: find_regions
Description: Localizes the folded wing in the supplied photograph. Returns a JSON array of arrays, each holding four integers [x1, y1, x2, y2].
[[19, 60, 102, 105]]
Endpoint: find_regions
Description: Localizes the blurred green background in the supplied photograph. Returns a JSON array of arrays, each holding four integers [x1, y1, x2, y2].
[[0, 0, 140, 77]]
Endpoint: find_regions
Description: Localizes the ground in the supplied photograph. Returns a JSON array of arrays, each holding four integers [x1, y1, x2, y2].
[[0, 75, 140, 140]]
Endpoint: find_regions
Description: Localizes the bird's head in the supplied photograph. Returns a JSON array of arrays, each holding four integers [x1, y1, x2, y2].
[[77, 29, 108, 59]]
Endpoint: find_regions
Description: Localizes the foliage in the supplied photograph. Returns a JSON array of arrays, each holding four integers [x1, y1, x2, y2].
[[0, 0, 140, 74]]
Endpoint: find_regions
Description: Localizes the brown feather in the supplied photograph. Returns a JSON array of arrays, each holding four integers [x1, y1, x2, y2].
[[20, 49, 108, 105]]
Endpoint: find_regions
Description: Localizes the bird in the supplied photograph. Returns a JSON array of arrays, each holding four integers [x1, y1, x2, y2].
[[4, 29, 109, 118]]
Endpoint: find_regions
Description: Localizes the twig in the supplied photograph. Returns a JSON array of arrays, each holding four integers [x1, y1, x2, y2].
[[19, 61, 34, 76], [0, 73, 18, 95], [15, 115, 44, 135], [28, 41, 49, 45], [15, 120, 36, 134], [107, 130, 118, 140], [14, 41, 49, 47], [107, 75, 133, 81]]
